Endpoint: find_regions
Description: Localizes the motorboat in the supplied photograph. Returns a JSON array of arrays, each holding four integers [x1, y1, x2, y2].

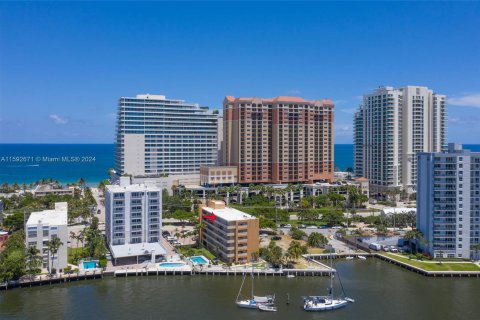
[[259, 304, 278, 312], [358, 256, 367, 260]]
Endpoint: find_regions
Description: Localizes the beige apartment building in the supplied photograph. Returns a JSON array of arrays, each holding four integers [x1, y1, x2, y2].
[[223, 96, 334, 184], [198, 200, 259, 264], [200, 165, 238, 186]]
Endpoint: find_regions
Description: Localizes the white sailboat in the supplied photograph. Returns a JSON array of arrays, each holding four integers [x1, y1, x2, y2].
[[303, 254, 354, 312], [236, 265, 275, 309]]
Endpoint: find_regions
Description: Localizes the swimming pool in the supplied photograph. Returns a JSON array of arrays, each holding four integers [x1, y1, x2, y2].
[[190, 256, 209, 265], [159, 262, 186, 268], [83, 261, 97, 269]]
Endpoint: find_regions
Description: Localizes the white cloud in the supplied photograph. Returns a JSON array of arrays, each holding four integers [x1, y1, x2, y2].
[[49, 114, 68, 125], [335, 124, 352, 137], [447, 94, 480, 108]]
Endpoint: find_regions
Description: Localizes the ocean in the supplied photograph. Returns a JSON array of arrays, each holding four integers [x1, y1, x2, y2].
[[1, 144, 479, 185]]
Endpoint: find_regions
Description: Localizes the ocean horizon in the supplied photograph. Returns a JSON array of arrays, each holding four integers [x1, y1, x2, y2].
[[1, 143, 479, 185]]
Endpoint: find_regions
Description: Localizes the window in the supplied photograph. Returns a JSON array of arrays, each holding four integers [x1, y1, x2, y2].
[[27, 227, 37, 238]]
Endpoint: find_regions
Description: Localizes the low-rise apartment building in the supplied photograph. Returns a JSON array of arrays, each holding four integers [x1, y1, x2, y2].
[[200, 165, 238, 186], [33, 184, 75, 197], [199, 200, 259, 264], [26, 202, 68, 272]]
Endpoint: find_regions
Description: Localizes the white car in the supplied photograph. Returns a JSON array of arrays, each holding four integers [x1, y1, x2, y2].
[[306, 226, 317, 229], [284, 224, 292, 228]]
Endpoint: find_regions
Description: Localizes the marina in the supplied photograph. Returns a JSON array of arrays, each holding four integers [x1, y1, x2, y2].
[[2, 259, 480, 320]]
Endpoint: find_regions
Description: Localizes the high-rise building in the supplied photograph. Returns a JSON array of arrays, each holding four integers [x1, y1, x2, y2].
[[417, 144, 480, 259], [354, 86, 446, 194], [115, 94, 218, 176], [105, 177, 165, 264], [223, 96, 334, 184], [26, 202, 68, 272], [199, 200, 259, 264]]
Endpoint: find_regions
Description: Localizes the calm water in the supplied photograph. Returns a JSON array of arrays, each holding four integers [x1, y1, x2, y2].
[[0, 144, 359, 184], [1, 260, 479, 320], [0, 144, 114, 185]]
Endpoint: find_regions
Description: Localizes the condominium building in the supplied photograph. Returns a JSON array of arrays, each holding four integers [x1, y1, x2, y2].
[[115, 94, 218, 176], [200, 165, 238, 186], [26, 202, 68, 272], [224, 96, 334, 184], [354, 86, 445, 194], [105, 177, 165, 264], [199, 200, 259, 264], [417, 144, 480, 259]]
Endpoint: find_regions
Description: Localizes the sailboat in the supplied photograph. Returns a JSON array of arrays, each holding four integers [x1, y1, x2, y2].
[[303, 253, 354, 311], [236, 265, 275, 309]]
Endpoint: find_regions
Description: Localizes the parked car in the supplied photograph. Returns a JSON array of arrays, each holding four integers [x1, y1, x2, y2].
[[390, 246, 398, 253], [284, 224, 292, 228], [369, 243, 382, 251], [306, 226, 318, 229], [298, 225, 306, 229], [382, 245, 390, 252], [271, 236, 282, 241]]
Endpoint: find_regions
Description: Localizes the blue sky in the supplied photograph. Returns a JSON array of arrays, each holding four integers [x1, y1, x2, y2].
[[0, 1, 479, 144]]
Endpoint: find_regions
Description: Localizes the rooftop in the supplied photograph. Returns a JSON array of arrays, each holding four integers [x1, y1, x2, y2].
[[26, 202, 68, 226], [109, 242, 166, 259], [106, 177, 162, 193], [202, 206, 256, 222], [224, 95, 333, 106]]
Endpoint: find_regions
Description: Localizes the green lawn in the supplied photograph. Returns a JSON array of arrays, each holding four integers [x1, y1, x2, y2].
[[307, 248, 326, 254], [177, 246, 216, 260], [380, 253, 480, 272]]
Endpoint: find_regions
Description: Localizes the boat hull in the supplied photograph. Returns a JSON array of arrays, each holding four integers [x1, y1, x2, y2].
[[303, 297, 348, 311], [236, 300, 259, 309]]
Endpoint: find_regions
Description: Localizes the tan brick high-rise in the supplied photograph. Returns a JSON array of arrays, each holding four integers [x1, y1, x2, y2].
[[223, 96, 334, 184]]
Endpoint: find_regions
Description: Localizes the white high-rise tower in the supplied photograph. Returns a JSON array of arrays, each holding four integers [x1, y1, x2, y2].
[[354, 86, 445, 194]]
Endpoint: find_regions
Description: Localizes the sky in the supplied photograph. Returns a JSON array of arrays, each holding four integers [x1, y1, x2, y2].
[[0, 1, 479, 144]]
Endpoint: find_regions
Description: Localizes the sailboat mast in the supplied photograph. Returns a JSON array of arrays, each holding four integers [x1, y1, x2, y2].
[[330, 253, 334, 298], [251, 263, 254, 299]]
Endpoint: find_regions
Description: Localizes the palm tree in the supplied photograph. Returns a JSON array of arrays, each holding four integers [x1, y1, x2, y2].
[[287, 240, 304, 262], [25, 246, 42, 279], [47, 237, 63, 274], [307, 232, 328, 248]]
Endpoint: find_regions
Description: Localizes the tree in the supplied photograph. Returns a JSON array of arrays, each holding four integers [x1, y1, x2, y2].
[[262, 241, 283, 267], [25, 246, 42, 279], [47, 237, 63, 274], [290, 227, 306, 240], [287, 240, 306, 262], [327, 192, 345, 207], [307, 232, 328, 248], [404, 230, 423, 254], [0, 231, 26, 282]]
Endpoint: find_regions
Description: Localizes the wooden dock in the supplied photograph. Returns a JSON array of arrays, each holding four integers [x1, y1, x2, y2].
[[0, 271, 104, 290]]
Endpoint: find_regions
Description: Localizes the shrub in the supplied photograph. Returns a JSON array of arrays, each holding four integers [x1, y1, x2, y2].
[[99, 257, 107, 268], [291, 227, 306, 240]]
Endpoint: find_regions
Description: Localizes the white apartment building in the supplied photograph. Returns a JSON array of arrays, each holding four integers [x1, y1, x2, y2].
[[417, 144, 480, 259], [354, 86, 445, 194], [105, 177, 165, 264], [26, 202, 68, 272], [114, 94, 218, 176]]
